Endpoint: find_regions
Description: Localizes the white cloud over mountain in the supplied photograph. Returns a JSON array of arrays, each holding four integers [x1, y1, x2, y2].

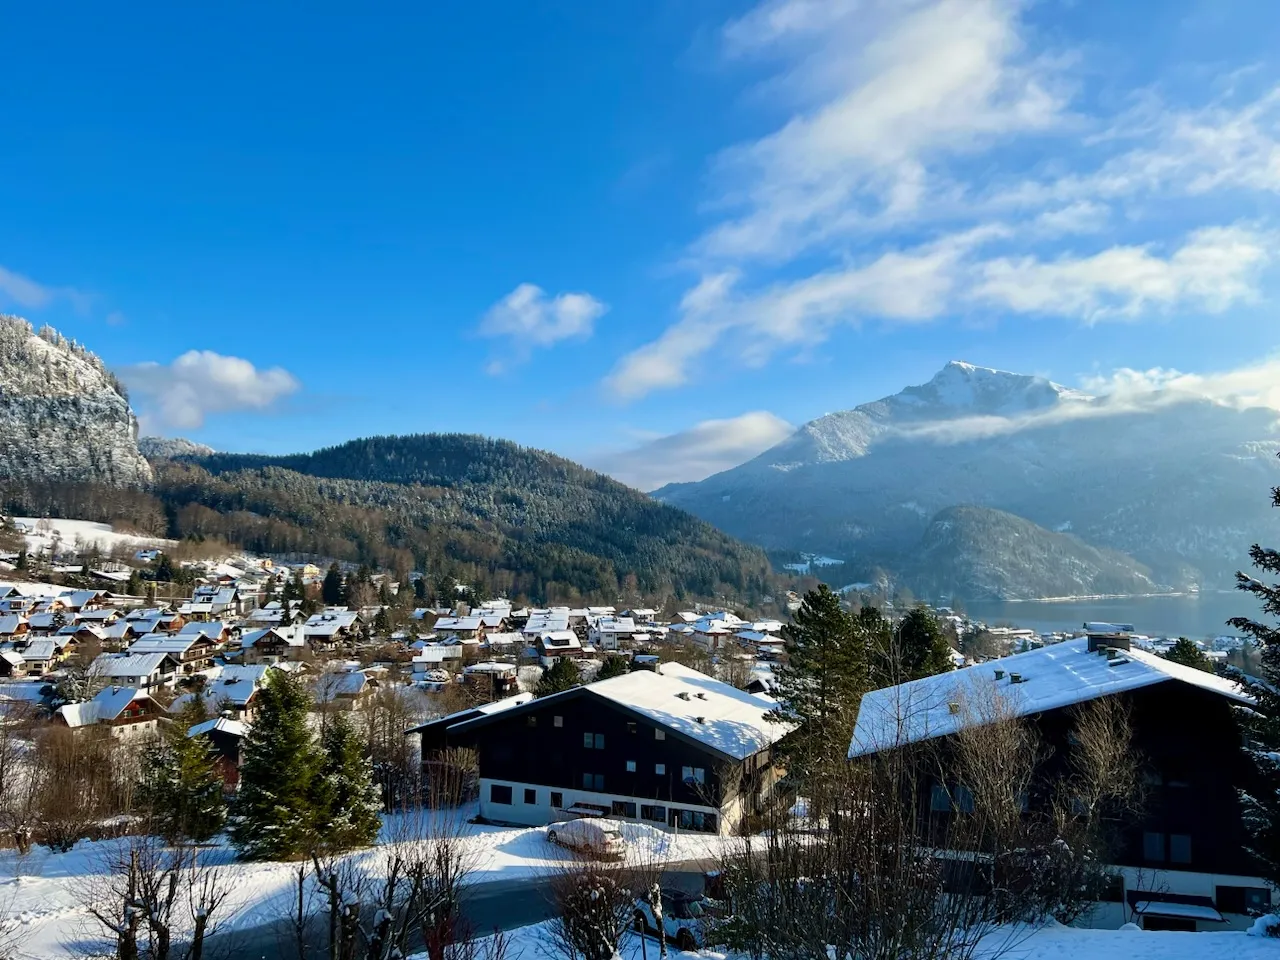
[[120, 351, 300, 433], [589, 411, 794, 490], [604, 0, 1280, 400]]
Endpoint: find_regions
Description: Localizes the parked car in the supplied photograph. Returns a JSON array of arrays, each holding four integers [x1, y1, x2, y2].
[[546, 817, 627, 859], [633, 889, 709, 951]]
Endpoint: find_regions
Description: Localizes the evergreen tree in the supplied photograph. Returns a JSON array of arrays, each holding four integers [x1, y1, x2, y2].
[[15, 548, 28, 571], [413, 576, 427, 603], [536, 657, 582, 697], [770, 585, 866, 776], [373, 607, 391, 635], [125, 569, 143, 597], [228, 671, 324, 860], [311, 714, 382, 852], [138, 708, 226, 844], [878, 606, 954, 686], [596, 655, 630, 681], [1228, 462, 1280, 888], [322, 563, 344, 606], [1164, 637, 1213, 672]]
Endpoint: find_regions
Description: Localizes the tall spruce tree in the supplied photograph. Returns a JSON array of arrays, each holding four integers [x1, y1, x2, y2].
[[229, 671, 324, 860], [312, 714, 383, 852], [771, 585, 865, 776], [886, 606, 955, 685], [322, 563, 344, 606], [1228, 461, 1280, 888], [137, 708, 226, 844]]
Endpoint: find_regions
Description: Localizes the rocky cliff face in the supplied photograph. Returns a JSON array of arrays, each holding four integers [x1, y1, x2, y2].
[[0, 315, 153, 487], [138, 436, 215, 460]]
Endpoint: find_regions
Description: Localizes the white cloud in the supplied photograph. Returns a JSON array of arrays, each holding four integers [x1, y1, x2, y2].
[[971, 224, 1272, 320], [1081, 357, 1280, 413], [479, 283, 606, 373], [0, 264, 91, 313], [701, 0, 1065, 263], [120, 351, 300, 433], [589, 411, 794, 490]]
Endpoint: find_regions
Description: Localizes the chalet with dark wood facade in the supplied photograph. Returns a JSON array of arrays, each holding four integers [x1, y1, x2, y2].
[[421, 663, 790, 835], [848, 633, 1272, 932]]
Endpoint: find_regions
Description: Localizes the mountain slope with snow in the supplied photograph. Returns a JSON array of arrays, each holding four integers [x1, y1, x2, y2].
[[0, 315, 152, 488], [655, 361, 1280, 597]]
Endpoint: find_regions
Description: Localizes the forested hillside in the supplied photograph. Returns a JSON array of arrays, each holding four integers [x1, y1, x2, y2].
[[0, 433, 777, 607]]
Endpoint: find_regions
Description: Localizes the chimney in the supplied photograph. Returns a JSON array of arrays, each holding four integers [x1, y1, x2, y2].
[[1009, 673, 1024, 684], [948, 701, 961, 715], [994, 669, 1005, 680], [1085, 623, 1132, 653]]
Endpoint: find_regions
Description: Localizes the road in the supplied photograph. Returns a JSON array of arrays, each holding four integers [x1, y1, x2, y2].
[[210, 861, 712, 959]]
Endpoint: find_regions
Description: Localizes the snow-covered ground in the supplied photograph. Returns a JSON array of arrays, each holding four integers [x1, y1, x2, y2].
[[0, 806, 731, 958], [432, 916, 1280, 960], [12, 517, 174, 556]]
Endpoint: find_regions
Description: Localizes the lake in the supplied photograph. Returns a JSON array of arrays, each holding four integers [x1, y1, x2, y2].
[[964, 592, 1259, 639]]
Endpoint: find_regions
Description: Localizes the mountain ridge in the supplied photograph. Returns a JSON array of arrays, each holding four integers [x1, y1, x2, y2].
[[656, 360, 1280, 597]]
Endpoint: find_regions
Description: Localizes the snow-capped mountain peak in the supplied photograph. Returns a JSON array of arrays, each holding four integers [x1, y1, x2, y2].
[[892, 360, 1090, 417]]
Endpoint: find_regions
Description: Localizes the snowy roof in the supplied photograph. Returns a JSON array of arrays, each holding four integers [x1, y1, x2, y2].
[[58, 686, 152, 727], [848, 637, 1253, 759], [405, 691, 534, 735], [239, 625, 306, 648], [128, 636, 198, 656], [91, 652, 172, 679], [313, 670, 369, 700], [0, 651, 24, 667], [464, 661, 517, 675], [187, 717, 248, 739], [1131, 900, 1224, 922], [455, 663, 790, 762], [26, 612, 56, 630], [0, 615, 24, 635], [177, 621, 226, 638], [484, 632, 522, 646], [538, 630, 581, 650], [20, 639, 57, 661]]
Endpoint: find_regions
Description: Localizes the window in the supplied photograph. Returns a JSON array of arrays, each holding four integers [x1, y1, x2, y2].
[[682, 766, 706, 785], [583, 732, 604, 749], [654, 729, 665, 740], [655, 763, 666, 775], [676, 809, 717, 833], [1143, 831, 1165, 862], [553, 715, 563, 728], [930, 784, 973, 813], [490, 784, 513, 805], [582, 773, 604, 791], [526, 715, 537, 728], [524, 788, 537, 805], [1170, 834, 1192, 864], [1217, 885, 1272, 914], [930, 785, 951, 812], [627, 722, 637, 734], [551, 791, 563, 808], [611, 800, 637, 818], [641, 804, 667, 822], [625, 760, 636, 772]]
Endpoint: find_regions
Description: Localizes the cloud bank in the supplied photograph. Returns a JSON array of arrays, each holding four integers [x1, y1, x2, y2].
[[590, 411, 794, 490], [120, 351, 300, 433]]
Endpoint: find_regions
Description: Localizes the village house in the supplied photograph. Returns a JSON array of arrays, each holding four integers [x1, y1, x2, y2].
[[303, 609, 361, 647], [55, 686, 168, 740], [591, 616, 640, 652], [536, 630, 589, 667], [313, 668, 374, 710], [127, 631, 220, 674], [419, 663, 791, 836], [90, 651, 181, 691], [172, 664, 277, 721], [239, 624, 307, 662], [848, 630, 1269, 932], [462, 660, 520, 700]]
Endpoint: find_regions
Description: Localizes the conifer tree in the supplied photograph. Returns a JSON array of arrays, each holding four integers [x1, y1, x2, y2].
[[536, 657, 582, 697], [137, 703, 226, 844], [228, 671, 324, 860], [1228, 461, 1280, 888], [322, 563, 344, 606], [312, 713, 382, 852], [1164, 637, 1213, 673], [596, 655, 630, 681], [770, 585, 865, 776], [880, 605, 955, 685]]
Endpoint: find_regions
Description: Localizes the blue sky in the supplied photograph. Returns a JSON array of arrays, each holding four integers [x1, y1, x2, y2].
[[3, 0, 1280, 489]]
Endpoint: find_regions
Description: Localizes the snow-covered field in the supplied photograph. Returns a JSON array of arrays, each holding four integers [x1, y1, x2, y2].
[[13, 517, 174, 555], [0, 807, 730, 958], [450, 916, 1280, 960]]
